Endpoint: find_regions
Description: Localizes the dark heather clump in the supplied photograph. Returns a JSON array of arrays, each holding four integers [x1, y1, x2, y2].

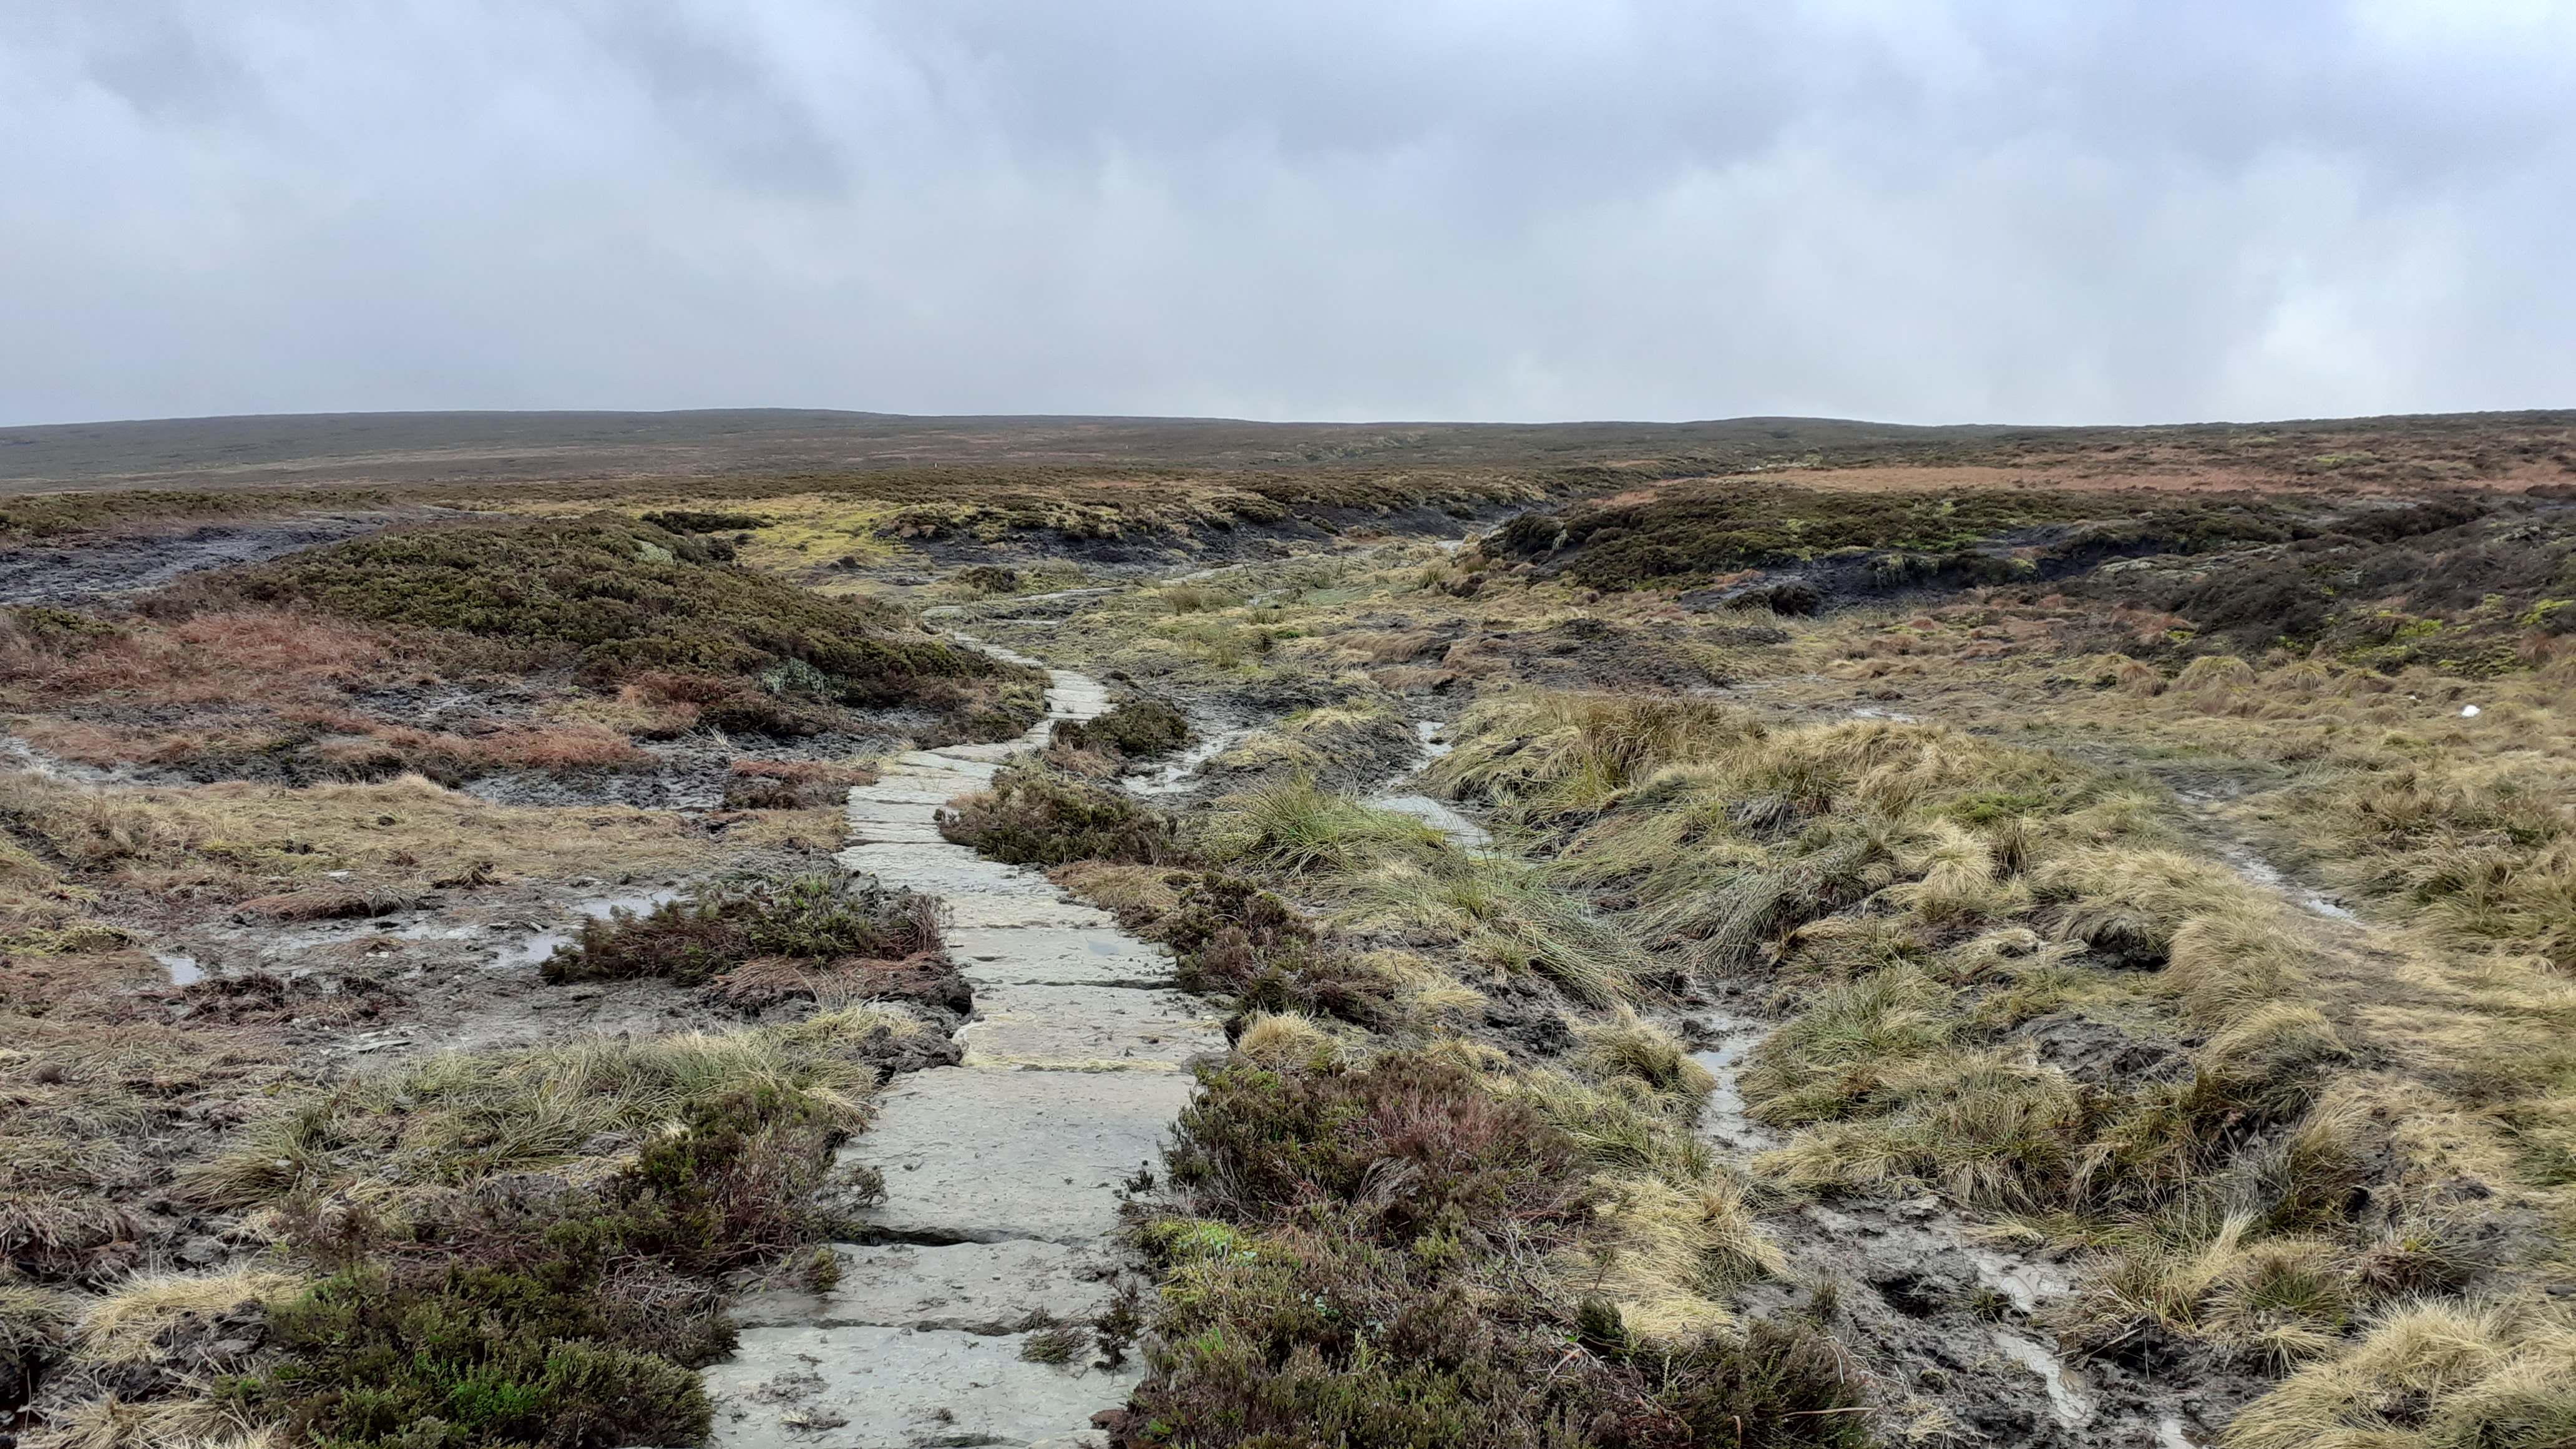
[[1125, 1054, 1866, 1449], [1053, 697, 1193, 759], [542, 869, 940, 987], [1150, 871, 1396, 1029], [228, 1084, 851, 1449], [170, 515, 1043, 737], [935, 761, 1194, 867]]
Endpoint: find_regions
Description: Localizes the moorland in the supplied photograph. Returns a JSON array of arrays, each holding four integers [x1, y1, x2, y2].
[[4, 407, 2576, 1449]]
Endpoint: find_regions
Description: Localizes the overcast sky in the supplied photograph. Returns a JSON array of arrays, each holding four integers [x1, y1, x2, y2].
[[3, 1, 2572, 427]]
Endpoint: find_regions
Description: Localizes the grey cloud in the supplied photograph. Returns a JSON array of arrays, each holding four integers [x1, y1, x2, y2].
[[0, 0, 2569, 426]]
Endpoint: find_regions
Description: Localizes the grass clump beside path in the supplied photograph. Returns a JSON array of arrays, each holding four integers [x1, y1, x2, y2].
[[71, 1014, 904, 1449], [1426, 686, 2576, 1425], [175, 515, 1044, 738]]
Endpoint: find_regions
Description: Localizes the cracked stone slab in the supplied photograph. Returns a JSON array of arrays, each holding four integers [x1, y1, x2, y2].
[[848, 1067, 1192, 1243], [732, 1240, 1120, 1333], [848, 788, 964, 807], [706, 1324, 1136, 1449], [837, 844, 1055, 895], [845, 822, 951, 845], [947, 928, 1175, 986], [942, 896, 1123, 930], [957, 983, 1224, 1069]]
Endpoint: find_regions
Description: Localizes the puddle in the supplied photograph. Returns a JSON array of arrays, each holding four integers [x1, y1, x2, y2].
[[1126, 727, 1250, 796], [1688, 1011, 1775, 1153], [1367, 793, 1490, 847], [2224, 849, 2361, 923], [499, 888, 686, 967], [155, 952, 203, 986], [1414, 720, 1454, 759], [1696, 1007, 2098, 1430], [1993, 1329, 2095, 1428]]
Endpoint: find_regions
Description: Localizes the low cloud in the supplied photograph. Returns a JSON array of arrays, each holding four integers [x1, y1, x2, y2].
[[2, 0, 2570, 425]]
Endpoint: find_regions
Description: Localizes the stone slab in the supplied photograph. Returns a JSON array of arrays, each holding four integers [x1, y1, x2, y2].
[[888, 752, 999, 779], [942, 896, 1121, 930], [732, 1239, 1119, 1333], [706, 1324, 1136, 1449], [957, 983, 1223, 1070], [844, 822, 951, 845], [847, 1067, 1191, 1243], [837, 844, 1054, 897], [848, 788, 965, 807], [947, 927, 1174, 987]]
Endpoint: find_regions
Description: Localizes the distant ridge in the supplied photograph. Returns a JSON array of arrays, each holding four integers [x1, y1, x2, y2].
[[3, 407, 2570, 493]]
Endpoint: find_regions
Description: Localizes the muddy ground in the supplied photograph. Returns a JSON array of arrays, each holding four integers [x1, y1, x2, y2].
[[0, 511, 460, 605]]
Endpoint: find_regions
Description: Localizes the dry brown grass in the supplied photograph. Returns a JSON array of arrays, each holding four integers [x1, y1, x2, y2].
[[0, 769, 715, 898], [0, 608, 393, 709]]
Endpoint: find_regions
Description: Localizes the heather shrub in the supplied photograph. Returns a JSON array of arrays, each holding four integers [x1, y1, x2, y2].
[[936, 761, 1194, 867], [543, 869, 940, 987]]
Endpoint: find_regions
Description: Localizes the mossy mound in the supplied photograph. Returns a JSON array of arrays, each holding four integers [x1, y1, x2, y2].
[[187, 516, 1040, 728]]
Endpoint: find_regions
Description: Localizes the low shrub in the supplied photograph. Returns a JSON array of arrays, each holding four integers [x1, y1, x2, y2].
[[1131, 1054, 1866, 1449], [1168, 1054, 1583, 1243], [234, 1083, 852, 1448], [936, 761, 1194, 867], [171, 516, 1040, 734], [640, 509, 767, 535], [542, 869, 940, 987], [1053, 697, 1192, 759], [720, 759, 877, 810], [1149, 871, 1397, 1028]]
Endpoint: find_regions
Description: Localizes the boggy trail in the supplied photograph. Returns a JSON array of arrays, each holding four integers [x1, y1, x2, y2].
[[703, 651, 1225, 1449]]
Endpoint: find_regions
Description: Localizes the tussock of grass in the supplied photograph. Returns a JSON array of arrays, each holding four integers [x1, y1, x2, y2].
[[190, 1010, 893, 1204], [1430, 690, 1758, 824], [1202, 776, 1447, 874], [2228, 1299, 2576, 1449], [72, 1268, 306, 1366]]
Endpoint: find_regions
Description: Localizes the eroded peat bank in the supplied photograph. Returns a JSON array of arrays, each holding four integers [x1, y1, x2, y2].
[[7, 410, 2576, 1449]]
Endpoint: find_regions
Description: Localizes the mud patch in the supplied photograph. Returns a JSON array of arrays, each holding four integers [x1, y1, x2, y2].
[[0, 513, 420, 603]]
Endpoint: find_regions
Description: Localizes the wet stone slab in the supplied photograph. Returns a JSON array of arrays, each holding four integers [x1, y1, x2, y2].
[[708, 657, 1159, 1448], [941, 896, 1123, 930], [835, 844, 1057, 896], [706, 1324, 1138, 1449], [731, 1239, 1121, 1334], [956, 983, 1224, 1069], [947, 927, 1176, 986], [847, 1066, 1193, 1244]]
